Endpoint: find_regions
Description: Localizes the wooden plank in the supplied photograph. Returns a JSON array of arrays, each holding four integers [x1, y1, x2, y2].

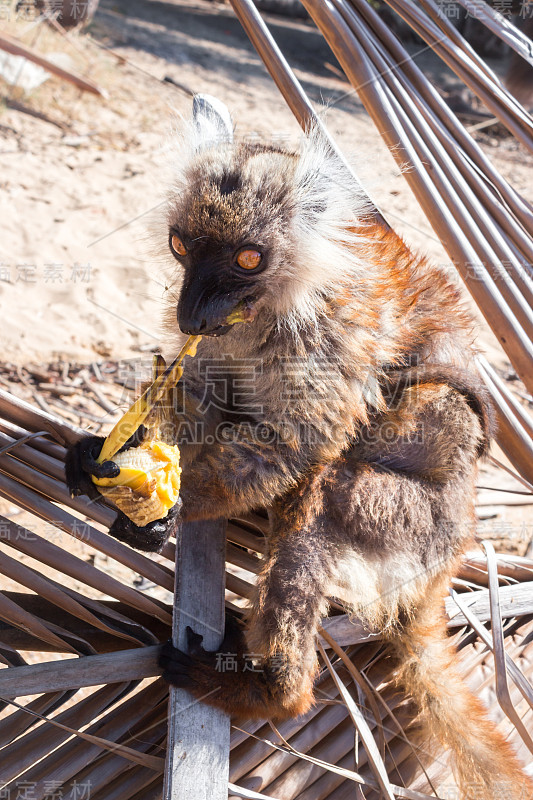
[[0, 646, 161, 698], [446, 581, 533, 628], [1, 580, 530, 700], [163, 519, 230, 800]]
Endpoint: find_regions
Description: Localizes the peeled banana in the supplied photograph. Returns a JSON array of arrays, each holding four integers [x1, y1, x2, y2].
[[91, 301, 255, 527], [93, 439, 182, 526]]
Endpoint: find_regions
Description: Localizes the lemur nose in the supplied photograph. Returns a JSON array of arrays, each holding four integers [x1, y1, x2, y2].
[[180, 318, 208, 336]]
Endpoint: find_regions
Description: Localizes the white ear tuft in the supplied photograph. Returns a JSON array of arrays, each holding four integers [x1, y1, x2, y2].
[[192, 94, 233, 151]]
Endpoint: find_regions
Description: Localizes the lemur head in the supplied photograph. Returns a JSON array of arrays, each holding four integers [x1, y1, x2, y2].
[[165, 96, 369, 337]]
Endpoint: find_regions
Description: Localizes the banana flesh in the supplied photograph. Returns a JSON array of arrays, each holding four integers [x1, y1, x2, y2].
[[93, 440, 182, 526]]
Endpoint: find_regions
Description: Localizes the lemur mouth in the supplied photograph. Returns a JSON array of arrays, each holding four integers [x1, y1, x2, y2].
[[206, 324, 232, 337], [196, 298, 258, 338]]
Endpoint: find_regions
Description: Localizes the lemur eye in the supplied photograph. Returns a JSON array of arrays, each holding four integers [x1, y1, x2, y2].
[[170, 234, 187, 257], [236, 248, 262, 271]]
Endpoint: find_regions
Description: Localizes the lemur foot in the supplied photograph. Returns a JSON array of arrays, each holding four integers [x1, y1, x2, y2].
[[159, 613, 246, 692], [158, 614, 311, 720], [64, 427, 179, 552]]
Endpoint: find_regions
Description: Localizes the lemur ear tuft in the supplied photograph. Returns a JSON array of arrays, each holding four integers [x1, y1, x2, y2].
[[296, 167, 329, 221], [192, 94, 234, 152]]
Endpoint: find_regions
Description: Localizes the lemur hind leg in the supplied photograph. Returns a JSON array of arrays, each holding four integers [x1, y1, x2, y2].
[[160, 500, 334, 721]]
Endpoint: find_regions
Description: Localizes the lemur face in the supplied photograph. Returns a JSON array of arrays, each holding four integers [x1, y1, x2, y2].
[[167, 144, 298, 337], [166, 104, 368, 335], [168, 210, 268, 337]]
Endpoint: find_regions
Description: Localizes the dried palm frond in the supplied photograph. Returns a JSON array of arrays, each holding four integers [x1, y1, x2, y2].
[[0, 390, 531, 797]]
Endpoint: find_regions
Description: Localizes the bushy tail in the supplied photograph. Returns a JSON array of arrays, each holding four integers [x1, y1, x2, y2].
[[390, 598, 533, 799]]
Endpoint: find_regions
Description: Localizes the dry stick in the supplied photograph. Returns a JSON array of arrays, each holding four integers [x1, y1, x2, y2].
[[0, 646, 161, 698], [237, 704, 349, 793], [0, 684, 128, 787], [450, 589, 533, 710], [301, 0, 533, 395], [336, 0, 533, 333], [342, 0, 533, 334], [445, 580, 533, 627], [452, 0, 533, 64], [227, 0, 388, 228], [163, 519, 230, 800], [461, 551, 533, 584], [0, 418, 64, 459], [0, 441, 117, 529], [478, 357, 533, 440], [346, 0, 533, 242], [0, 515, 171, 627], [0, 387, 85, 444], [1, 682, 167, 796], [482, 541, 533, 754], [488, 454, 533, 494], [0, 429, 68, 483], [230, 682, 343, 782], [478, 362, 533, 485], [343, 0, 533, 299], [0, 473, 175, 602], [0, 32, 106, 96], [384, 0, 533, 150], [80, 370, 119, 415]]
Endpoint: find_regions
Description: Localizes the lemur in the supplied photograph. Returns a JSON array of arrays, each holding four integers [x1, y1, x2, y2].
[[66, 97, 533, 799]]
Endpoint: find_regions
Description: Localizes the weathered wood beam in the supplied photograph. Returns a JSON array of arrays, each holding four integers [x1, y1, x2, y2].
[[0, 645, 161, 698], [163, 519, 231, 800]]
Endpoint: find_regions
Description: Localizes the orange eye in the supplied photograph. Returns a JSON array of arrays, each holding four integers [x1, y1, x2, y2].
[[170, 234, 187, 257], [236, 249, 262, 270]]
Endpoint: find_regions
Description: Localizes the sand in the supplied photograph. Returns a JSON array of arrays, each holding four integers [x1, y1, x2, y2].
[[0, 0, 530, 368]]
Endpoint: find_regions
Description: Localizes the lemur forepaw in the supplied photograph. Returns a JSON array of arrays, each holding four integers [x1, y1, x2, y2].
[[65, 426, 149, 500], [65, 427, 179, 552], [108, 501, 181, 553], [65, 434, 116, 500]]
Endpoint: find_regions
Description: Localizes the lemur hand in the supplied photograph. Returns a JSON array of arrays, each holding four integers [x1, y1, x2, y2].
[[65, 426, 180, 552], [65, 434, 116, 501], [65, 425, 149, 500]]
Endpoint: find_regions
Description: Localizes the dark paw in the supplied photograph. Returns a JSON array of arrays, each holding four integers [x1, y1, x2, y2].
[[108, 500, 182, 553], [65, 434, 119, 500], [65, 427, 148, 501], [159, 617, 244, 690], [159, 628, 205, 690]]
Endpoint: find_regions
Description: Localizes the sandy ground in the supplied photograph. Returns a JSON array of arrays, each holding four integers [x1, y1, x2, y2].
[[0, 0, 532, 555], [0, 0, 531, 365]]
